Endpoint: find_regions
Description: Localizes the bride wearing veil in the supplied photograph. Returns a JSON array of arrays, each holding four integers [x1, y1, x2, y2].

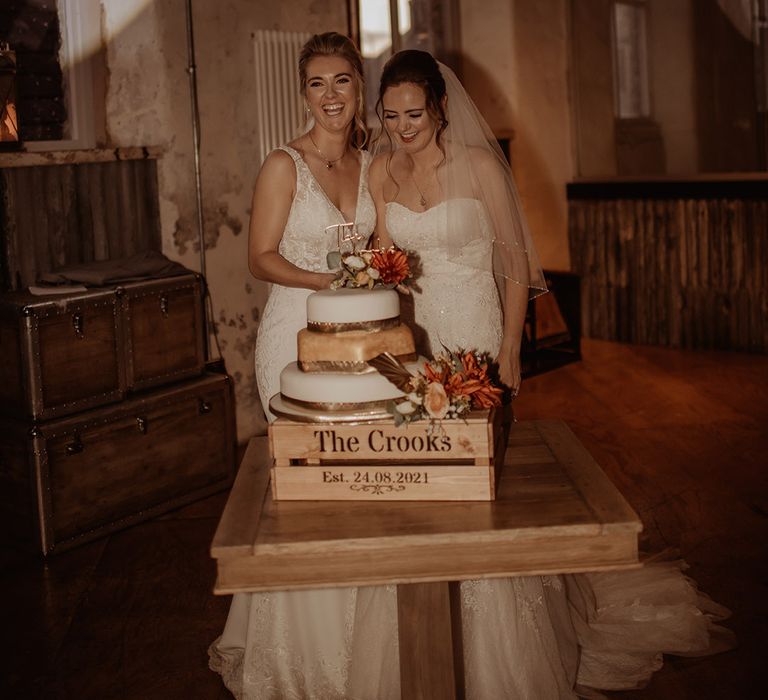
[[367, 49, 734, 698]]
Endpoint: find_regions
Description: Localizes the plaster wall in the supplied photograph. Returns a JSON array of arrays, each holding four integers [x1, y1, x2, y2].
[[569, 0, 616, 177], [648, 0, 698, 173], [101, 0, 348, 440], [459, 0, 573, 271]]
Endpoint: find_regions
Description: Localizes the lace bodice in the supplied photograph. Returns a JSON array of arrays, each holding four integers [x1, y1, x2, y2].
[[277, 146, 375, 271], [253, 146, 375, 423], [385, 198, 494, 274], [386, 198, 503, 357]]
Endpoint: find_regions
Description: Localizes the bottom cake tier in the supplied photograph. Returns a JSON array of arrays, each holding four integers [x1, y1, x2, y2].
[[278, 360, 418, 410]]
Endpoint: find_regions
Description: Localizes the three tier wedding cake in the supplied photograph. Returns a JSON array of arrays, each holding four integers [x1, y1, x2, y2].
[[273, 287, 419, 415]]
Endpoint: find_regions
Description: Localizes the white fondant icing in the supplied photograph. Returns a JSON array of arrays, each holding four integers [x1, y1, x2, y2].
[[306, 288, 400, 324], [280, 360, 422, 404]]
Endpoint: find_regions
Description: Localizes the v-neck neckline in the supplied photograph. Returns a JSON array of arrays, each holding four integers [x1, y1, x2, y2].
[[285, 145, 365, 224]]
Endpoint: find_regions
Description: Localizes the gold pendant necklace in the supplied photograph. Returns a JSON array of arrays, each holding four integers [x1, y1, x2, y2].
[[410, 171, 429, 208], [308, 132, 344, 169]]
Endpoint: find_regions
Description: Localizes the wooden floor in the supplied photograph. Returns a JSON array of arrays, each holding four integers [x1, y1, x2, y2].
[[2, 339, 766, 699]]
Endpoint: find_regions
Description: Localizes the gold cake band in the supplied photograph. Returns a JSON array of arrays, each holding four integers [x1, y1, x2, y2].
[[299, 352, 418, 373], [307, 316, 400, 333], [281, 395, 390, 411]]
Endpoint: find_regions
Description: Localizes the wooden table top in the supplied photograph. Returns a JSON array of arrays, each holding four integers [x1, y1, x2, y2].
[[211, 420, 642, 594]]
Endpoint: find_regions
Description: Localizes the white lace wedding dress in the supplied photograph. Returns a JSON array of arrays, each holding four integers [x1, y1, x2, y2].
[[209, 147, 402, 700], [252, 146, 375, 422]]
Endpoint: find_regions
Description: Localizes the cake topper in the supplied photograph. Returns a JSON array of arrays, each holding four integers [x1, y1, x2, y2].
[[326, 222, 365, 255]]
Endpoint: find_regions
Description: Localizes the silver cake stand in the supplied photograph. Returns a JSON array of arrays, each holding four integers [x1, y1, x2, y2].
[[269, 394, 394, 424]]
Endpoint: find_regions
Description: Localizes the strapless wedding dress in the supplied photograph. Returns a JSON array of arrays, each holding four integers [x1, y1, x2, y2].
[[386, 198, 503, 359], [384, 198, 734, 698]]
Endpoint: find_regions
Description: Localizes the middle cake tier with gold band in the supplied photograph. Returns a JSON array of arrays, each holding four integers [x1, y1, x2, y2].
[[297, 324, 416, 372]]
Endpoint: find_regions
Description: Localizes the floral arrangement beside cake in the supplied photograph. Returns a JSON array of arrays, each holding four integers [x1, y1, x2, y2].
[[369, 348, 503, 427]]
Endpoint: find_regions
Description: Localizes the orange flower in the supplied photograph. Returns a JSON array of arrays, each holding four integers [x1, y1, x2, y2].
[[424, 382, 450, 419], [461, 351, 480, 374], [424, 360, 449, 385], [471, 382, 503, 408], [371, 248, 410, 285], [444, 354, 503, 409]]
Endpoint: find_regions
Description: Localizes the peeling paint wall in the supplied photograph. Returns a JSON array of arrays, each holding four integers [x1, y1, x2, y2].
[[100, 0, 347, 441]]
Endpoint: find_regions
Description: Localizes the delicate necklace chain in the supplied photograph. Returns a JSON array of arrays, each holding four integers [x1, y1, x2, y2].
[[411, 171, 428, 208], [410, 158, 440, 209], [308, 131, 344, 170]]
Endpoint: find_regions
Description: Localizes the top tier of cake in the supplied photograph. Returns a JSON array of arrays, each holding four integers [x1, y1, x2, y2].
[[307, 288, 400, 326], [298, 287, 415, 373]]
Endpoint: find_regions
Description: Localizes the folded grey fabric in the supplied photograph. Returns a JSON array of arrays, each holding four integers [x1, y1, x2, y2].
[[37, 251, 193, 286]]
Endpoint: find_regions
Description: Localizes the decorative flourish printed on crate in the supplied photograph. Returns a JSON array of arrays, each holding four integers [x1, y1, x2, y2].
[[350, 483, 407, 495]]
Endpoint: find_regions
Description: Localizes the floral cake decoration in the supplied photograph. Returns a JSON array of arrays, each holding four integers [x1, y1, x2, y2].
[[369, 347, 503, 427], [325, 222, 414, 293]]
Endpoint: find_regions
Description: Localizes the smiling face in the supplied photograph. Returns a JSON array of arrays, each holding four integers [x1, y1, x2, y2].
[[303, 55, 359, 133], [381, 82, 439, 154]]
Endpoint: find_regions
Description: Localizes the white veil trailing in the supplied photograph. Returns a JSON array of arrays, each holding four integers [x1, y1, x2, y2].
[[440, 62, 547, 298], [375, 61, 548, 300]]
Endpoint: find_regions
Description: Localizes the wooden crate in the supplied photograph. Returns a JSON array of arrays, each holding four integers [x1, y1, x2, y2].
[[269, 408, 508, 501], [0, 373, 236, 554]]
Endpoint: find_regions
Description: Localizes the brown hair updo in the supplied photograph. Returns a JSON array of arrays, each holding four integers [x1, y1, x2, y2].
[[376, 49, 448, 149], [298, 32, 367, 149]]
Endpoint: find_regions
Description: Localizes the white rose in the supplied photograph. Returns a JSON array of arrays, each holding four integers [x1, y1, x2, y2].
[[345, 255, 366, 270], [395, 400, 417, 415]]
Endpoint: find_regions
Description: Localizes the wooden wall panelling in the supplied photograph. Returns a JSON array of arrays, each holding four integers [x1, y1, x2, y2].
[[103, 162, 123, 259], [0, 169, 14, 290], [0, 158, 161, 291], [73, 165, 95, 262], [568, 181, 768, 353]]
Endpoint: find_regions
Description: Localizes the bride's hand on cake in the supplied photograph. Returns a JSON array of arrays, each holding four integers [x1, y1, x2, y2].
[[312, 272, 338, 290]]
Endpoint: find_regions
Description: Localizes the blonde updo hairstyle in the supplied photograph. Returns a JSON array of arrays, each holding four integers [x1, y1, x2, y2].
[[298, 32, 368, 150]]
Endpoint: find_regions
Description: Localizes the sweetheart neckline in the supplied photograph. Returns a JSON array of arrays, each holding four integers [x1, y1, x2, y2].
[[385, 197, 481, 215]]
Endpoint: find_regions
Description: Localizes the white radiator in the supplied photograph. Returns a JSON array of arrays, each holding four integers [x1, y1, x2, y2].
[[253, 30, 312, 164]]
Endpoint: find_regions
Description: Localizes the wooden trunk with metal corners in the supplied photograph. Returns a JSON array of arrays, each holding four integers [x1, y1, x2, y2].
[[0, 373, 235, 554], [0, 274, 205, 421]]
